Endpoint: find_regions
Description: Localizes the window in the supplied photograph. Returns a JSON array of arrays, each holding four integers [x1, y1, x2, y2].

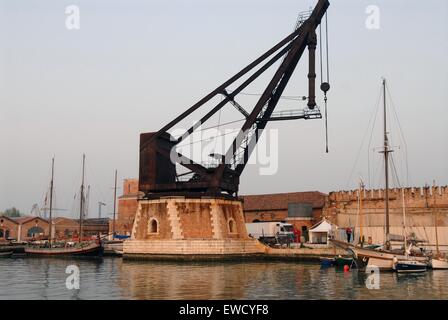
[[228, 219, 236, 234], [148, 218, 158, 234], [0, 229, 4, 238], [27, 226, 44, 238]]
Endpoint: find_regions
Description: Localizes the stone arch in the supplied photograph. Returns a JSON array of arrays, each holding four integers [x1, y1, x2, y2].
[[148, 218, 159, 234], [228, 218, 237, 234]]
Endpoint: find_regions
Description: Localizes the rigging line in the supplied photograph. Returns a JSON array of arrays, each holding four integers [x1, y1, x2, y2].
[[386, 83, 411, 187], [346, 86, 382, 189], [85, 161, 108, 212], [367, 87, 383, 188]]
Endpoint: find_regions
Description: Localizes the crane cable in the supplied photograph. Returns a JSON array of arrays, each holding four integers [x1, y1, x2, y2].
[[319, 13, 330, 153]]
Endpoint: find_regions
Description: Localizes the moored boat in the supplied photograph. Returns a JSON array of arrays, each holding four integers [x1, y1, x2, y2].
[[430, 257, 448, 270], [393, 259, 427, 273], [319, 256, 335, 267], [25, 241, 102, 257], [26, 155, 103, 258]]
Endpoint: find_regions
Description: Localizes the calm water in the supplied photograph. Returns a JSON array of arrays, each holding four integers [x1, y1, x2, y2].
[[0, 257, 446, 300]]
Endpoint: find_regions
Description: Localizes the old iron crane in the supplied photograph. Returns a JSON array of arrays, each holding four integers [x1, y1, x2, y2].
[[139, 0, 331, 199]]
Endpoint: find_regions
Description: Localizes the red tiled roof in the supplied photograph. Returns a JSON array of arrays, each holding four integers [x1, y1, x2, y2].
[[11, 216, 48, 224], [242, 191, 327, 211], [0, 215, 20, 224]]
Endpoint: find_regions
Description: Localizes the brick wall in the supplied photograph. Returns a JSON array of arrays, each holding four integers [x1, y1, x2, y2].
[[0, 217, 19, 241]]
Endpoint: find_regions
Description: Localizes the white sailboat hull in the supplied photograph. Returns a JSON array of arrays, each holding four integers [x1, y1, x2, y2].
[[431, 258, 448, 269]]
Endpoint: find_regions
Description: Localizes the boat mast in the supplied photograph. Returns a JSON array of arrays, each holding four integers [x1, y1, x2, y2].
[[401, 188, 407, 257], [79, 154, 85, 243], [433, 180, 440, 256], [358, 178, 364, 245], [112, 169, 117, 237], [49, 157, 54, 248], [382, 78, 391, 247]]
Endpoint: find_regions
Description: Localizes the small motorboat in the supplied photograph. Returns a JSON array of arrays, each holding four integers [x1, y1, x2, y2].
[[430, 257, 448, 270], [320, 257, 335, 267], [393, 259, 427, 273]]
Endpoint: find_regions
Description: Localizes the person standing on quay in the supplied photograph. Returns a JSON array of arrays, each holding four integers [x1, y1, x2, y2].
[[346, 227, 352, 243]]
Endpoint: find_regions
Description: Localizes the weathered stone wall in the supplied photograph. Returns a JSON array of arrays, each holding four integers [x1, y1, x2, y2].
[[131, 198, 249, 241], [124, 239, 266, 257], [323, 186, 448, 250]]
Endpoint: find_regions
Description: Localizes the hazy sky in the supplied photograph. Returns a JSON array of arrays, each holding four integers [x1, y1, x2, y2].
[[1, 0, 447, 218]]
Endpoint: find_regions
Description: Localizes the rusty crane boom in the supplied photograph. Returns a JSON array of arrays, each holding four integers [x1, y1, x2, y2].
[[139, 0, 330, 199]]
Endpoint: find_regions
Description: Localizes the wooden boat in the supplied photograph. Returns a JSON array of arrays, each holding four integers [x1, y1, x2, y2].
[[25, 241, 103, 257], [430, 257, 448, 270], [26, 155, 103, 257], [334, 81, 432, 271]]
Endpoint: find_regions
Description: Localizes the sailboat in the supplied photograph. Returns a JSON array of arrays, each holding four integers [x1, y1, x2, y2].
[[25, 155, 103, 257], [392, 189, 427, 273], [430, 181, 448, 269], [332, 79, 428, 270]]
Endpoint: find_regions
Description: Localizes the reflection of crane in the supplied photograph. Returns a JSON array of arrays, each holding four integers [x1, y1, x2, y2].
[[139, 0, 331, 199], [98, 202, 106, 219]]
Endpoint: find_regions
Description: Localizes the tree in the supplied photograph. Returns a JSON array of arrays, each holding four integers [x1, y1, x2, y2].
[[1, 207, 21, 217]]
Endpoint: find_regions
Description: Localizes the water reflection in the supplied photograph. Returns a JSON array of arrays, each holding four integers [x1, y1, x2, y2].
[[0, 257, 446, 300]]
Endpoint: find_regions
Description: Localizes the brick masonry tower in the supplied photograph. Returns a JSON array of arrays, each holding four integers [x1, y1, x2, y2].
[[124, 198, 265, 259]]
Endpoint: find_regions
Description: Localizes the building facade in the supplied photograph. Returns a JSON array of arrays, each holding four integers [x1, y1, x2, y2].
[[111, 179, 140, 236], [242, 191, 327, 239]]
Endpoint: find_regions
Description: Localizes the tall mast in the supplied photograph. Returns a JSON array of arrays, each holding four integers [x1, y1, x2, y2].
[[433, 180, 440, 256], [358, 178, 364, 245], [113, 170, 117, 237], [79, 154, 85, 243], [49, 157, 55, 248], [382, 78, 391, 245], [401, 188, 407, 257]]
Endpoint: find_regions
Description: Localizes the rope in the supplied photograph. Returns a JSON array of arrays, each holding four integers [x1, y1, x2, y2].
[[345, 86, 382, 189]]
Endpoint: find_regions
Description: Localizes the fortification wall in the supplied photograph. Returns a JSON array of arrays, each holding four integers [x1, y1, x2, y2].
[[323, 185, 448, 251]]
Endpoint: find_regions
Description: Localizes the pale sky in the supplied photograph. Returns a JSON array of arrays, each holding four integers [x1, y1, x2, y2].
[[1, 0, 447, 218]]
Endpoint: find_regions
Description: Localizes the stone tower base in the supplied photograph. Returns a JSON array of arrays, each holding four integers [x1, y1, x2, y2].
[[123, 197, 266, 260]]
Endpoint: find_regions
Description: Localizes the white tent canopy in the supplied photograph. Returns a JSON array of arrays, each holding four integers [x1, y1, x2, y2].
[[309, 219, 338, 244]]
